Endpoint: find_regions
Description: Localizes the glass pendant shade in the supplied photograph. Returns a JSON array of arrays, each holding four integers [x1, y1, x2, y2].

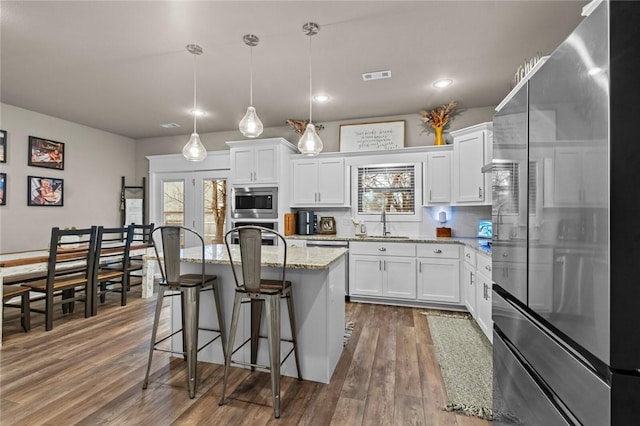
[[298, 123, 323, 156], [183, 132, 207, 161], [239, 106, 264, 138]]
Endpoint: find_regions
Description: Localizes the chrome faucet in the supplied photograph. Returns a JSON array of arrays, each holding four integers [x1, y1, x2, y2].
[[381, 209, 390, 236]]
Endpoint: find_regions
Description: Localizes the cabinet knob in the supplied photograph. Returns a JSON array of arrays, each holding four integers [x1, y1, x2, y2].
[[434, 249, 442, 254], [466, 253, 471, 258], [485, 265, 492, 271], [379, 247, 386, 252], [502, 252, 508, 258]]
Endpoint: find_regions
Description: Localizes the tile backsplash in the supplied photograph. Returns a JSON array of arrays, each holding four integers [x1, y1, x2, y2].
[[297, 206, 491, 238]]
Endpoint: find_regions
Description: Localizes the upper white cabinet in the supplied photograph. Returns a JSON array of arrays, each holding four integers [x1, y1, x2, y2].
[[424, 150, 452, 204], [227, 138, 297, 186], [290, 157, 349, 207], [451, 123, 493, 205]]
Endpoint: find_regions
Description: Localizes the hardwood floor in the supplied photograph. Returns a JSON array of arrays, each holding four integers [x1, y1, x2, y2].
[[1, 293, 491, 425]]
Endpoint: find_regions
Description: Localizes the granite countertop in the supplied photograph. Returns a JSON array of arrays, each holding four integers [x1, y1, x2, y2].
[[180, 244, 348, 270], [286, 234, 492, 256]]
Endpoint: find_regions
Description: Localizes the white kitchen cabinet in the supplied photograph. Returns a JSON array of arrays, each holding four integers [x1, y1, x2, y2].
[[424, 150, 452, 204], [349, 242, 416, 300], [416, 243, 460, 304], [227, 138, 296, 186], [462, 246, 477, 316], [290, 157, 348, 206], [452, 123, 492, 205], [475, 252, 493, 342]]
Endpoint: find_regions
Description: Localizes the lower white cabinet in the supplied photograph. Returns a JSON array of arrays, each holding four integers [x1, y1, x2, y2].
[[416, 243, 460, 304], [349, 242, 416, 299], [462, 246, 477, 316], [475, 252, 493, 342], [350, 241, 463, 304]]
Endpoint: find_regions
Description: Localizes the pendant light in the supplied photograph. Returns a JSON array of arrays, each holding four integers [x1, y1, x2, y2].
[[298, 22, 323, 156], [182, 44, 207, 162], [238, 34, 264, 138]]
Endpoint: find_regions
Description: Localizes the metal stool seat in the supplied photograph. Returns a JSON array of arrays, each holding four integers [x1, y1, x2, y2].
[[142, 226, 226, 399], [219, 226, 302, 419]]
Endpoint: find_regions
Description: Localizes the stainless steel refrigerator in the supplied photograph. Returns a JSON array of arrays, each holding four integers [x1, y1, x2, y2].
[[491, 1, 640, 424]]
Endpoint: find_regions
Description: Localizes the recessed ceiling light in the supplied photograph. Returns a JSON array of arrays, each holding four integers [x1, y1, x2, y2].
[[362, 70, 392, 81], [313, 94, 330, 103], [433, 79, 453, 88], [191, 109, 205, 116], [160, 123, 181, 128]]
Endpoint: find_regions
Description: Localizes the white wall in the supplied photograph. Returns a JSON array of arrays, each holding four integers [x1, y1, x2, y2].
[[134, 107, 496, 182], [0, 103, 136, 252]]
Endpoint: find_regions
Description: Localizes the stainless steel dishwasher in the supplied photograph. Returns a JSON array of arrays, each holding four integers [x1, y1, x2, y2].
[[305, 239, 350, 301]]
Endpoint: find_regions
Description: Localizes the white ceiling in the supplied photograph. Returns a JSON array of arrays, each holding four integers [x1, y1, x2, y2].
[[1, 1, 586, 140]]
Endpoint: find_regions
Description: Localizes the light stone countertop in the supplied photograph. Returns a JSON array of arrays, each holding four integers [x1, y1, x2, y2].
[[286, 234, 492, 255], [179, 244, 348, 270]]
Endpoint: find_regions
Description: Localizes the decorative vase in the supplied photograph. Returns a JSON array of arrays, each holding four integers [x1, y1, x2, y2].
[[433, 126, 445, 146]]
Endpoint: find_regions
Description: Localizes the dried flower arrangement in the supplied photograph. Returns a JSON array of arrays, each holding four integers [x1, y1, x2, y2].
[[420, 101, 460, 134], [286, 119, 325, 136]]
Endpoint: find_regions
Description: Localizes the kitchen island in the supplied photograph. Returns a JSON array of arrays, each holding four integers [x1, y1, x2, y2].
[[171, 244, 347, 384]]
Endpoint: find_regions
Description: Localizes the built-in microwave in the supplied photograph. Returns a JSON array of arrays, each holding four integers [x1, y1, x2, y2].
[[231, 187, 278, 219]]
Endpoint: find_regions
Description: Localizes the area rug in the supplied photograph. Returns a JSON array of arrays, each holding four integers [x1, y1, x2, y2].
[[422, 311, 493, 421], [344, 321, 354, 346]]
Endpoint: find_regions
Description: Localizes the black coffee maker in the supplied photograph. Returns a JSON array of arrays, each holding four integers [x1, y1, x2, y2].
[[297, 210, 316, 235]]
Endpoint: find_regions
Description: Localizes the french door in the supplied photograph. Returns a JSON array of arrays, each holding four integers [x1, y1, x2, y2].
[[153, 171, 228, 248]]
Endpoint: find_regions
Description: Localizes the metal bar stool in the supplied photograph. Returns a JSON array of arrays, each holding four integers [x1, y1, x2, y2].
[[219, 225, 302, 419], [142, 226, 226, 399]]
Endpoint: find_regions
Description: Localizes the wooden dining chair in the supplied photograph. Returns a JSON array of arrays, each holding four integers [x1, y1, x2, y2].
[[91, 225, 134, 315], [124, 223, 154, 292], [23, 227, 97, 331]]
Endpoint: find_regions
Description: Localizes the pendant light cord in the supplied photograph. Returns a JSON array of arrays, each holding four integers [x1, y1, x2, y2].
[[250, 45, 254, 106], [193, 53, 197, 133], [308, 34, 313, 123]]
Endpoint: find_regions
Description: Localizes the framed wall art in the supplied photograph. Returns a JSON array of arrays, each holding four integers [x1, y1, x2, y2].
[[0, 129, 7, 163], [28, 176, 64, 206], [0, 173, 6, 205], [28, 136, 65, 170], [339, 120, 405, 153]]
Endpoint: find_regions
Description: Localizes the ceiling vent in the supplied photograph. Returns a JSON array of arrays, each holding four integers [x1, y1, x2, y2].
[[160, 122, 181, 128], [362, 70, 392, 81]]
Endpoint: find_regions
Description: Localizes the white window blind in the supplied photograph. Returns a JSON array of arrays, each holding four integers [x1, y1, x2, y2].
[[357, 164, 415, 214]]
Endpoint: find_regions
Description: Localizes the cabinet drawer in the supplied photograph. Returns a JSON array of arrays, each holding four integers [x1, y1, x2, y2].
[[349, 241, 416, 257], [463, 246, 476, 267], [416, 244, 459, 259], [477, 253, 492, 277]]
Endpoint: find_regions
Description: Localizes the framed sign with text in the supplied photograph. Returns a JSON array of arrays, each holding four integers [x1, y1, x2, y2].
[[339, 120, 405, 153]]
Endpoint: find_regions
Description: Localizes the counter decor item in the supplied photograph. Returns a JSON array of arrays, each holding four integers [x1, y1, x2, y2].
[[284, 212, 296, 236], [319, 216, 336, 234], [420, 101, 460, 146], [436, 210, 451, 237]]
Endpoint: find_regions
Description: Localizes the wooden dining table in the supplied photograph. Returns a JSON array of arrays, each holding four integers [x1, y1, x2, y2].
[[0, 244, 155, 345]]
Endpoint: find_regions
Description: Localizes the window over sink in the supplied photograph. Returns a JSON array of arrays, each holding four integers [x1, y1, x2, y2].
[[357, 164, 416, 215]]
